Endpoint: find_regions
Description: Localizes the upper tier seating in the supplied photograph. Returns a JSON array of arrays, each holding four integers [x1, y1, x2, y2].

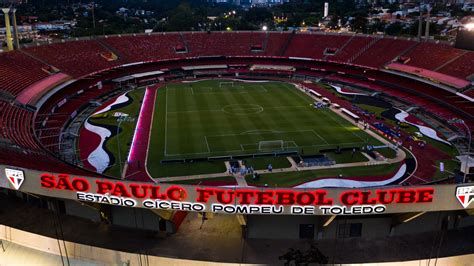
[[25, 40, 121, 77], [353, 38, 414, 68], [264, 32, 291, 56], [249, 32, 266, 49], [183, 32, 255, 56], [403, 43, 465, 70], [284, 34, 351, 59], [330, 36, 374, 62], [437, 51, 474, 79], [0, 52, 49, 96], [100, 33, 186, 63]]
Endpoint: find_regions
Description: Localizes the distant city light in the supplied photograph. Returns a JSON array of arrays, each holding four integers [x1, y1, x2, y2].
[[262, 25, 268, 31]]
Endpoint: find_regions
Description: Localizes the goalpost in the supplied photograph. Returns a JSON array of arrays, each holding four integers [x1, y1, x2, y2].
[[219, 81, 235, 88], [258, 140, 285, 152]]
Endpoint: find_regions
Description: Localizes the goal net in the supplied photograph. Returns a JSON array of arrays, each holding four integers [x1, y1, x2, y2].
[[258, 140, 284, 152], [219, 81, 234, 88]]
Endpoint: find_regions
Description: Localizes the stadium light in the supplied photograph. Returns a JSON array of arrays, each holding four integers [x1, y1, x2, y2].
[[465, 23, 474, 31], [262, 25, 268, 31]]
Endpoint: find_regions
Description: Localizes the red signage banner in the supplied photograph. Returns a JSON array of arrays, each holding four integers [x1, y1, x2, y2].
[[0, 166, 472, 215]]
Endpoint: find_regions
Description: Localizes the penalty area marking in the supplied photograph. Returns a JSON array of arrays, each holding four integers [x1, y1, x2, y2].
[[163, 140, 366, 157], [239, 129, 283, 135]]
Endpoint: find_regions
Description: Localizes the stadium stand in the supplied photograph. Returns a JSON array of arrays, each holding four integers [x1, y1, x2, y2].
[[183, 32, 254, 56], [353, 38, 415, 68], [437, 51, 474, 79], [249, 31, 266, 51], [24, 40, 122, 77], [402, 43, 466, 70], [284, 33, 351, 59], [330, 36, 375, 62], [16, 73, 71, 105], [463, 89, 474, 98], [0, 51, 50, 96], [326, 73, 473, 131], [36, 82, 115, 153], [100, 33, 186, 63], [0, 102, 39, 150], [263, 32, 290, 56], [385, 63, 470, 89], [0, 32, 472, 183]]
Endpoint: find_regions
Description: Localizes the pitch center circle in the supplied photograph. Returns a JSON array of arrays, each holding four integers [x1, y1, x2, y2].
[[222, 104, 264, 115]]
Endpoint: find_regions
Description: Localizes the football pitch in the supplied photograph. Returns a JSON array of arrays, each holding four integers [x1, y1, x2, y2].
[[146, 80, 382, 176]]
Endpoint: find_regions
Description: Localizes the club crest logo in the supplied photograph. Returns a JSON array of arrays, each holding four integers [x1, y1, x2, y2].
[[456, 186, 474, 209], [5, 168, 25, 190]]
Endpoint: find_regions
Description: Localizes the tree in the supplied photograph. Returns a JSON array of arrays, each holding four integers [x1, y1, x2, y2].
[[165, 2, 204, 31], [351, 15, 368, 33], [368, 18, 386, 34], [385, 22, 403, 36]]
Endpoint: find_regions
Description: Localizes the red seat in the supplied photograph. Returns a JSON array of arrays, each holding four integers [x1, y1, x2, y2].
[[0, 52, 49, 96], [25, 40, 122, 78]]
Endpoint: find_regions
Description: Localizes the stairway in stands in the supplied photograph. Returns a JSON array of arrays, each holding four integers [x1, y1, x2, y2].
[[95, 38, 125, 61], [324, 34, 355, 61], [179, 32, 190, 53], [279, 31, 295, 56], [393, 41, 420, 63], [19, 49, 54, 69], [263, 32, 270, 52], [348, 37, 380, 63], [434, 50, 469, 72]]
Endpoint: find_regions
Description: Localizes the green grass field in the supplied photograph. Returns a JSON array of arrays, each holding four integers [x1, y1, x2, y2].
[[146, 80, 383, 177]]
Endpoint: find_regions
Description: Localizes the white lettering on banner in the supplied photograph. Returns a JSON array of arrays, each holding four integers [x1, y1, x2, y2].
[[319, 205, 386, 215], [77, 192, 137, 207], [75, 191, 388, 215], [142, 200, 205, 212], [212, 204, 284, 214], [291, 206, 316, 215]]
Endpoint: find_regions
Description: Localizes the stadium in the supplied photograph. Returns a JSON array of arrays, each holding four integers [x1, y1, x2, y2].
[[0, 29, 473, 264]]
